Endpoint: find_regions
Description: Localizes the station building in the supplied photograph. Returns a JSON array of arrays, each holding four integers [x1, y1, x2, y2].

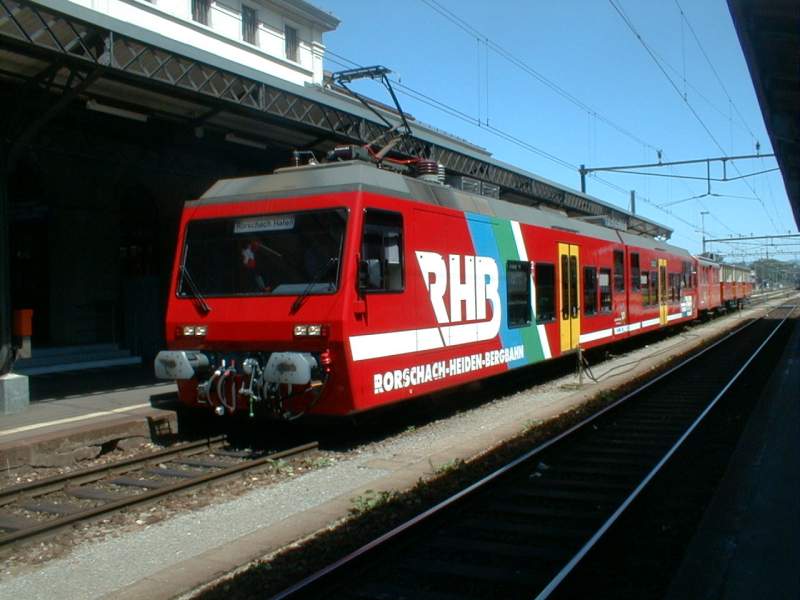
[[2, 0, 338, 372]]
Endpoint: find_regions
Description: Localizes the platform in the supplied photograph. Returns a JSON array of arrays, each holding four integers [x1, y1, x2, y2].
[[0, 366, 178, 469], [666, 318, 800, 599]]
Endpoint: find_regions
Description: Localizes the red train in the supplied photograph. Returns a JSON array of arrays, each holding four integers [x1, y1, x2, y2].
[[154, 153, 753, 418]]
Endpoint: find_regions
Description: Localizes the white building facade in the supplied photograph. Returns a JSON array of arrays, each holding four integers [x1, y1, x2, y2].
[[64, 0, 339, 86]]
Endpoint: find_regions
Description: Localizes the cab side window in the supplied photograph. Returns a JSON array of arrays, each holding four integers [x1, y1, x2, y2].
[[360, 210, 403, 292]]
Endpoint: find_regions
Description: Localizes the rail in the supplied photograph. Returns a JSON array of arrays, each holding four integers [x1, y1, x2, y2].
[[271, 295, 797, 599], [0, 438, 318, 547]]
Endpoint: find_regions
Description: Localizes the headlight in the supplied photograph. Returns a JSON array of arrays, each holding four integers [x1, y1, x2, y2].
[[294, 324, 326, 337], [178, 324, 207, 337]]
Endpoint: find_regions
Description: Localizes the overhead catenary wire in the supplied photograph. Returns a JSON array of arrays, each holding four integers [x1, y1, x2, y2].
[[414, 0, 768, 245], [334, 47, 739, 245], [326, 51, 578, 172], [673, 0, 760, 144], [327, 23, 757, 250], [419, 0, 662, 154], [608, 0, 780, 234]]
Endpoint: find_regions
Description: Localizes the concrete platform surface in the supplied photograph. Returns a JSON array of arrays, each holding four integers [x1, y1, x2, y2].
[[0, 373, 178, 468], [666, 319, 800, 600]]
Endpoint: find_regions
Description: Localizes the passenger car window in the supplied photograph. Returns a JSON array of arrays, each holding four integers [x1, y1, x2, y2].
[[599, 268, 612, 311], [583, 266, 597, 316], [360, 210, 403, 292], [631, 253, 640, 292], [614, 250, 625, 292], [535, 263, 556, 323], [507, 261, 532, 328]]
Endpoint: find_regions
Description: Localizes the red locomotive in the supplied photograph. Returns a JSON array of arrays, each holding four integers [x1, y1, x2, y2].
[[154, 152, 752, 419]]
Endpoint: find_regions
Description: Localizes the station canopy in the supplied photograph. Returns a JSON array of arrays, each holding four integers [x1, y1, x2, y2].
[[729, 0, 800, 228], [0, 0, 672, 239]]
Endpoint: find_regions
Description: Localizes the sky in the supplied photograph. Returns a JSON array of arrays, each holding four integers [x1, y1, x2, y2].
[[310, 0, 798, 262]]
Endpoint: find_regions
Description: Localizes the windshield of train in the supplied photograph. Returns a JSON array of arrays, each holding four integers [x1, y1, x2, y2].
[[178, 208, 347, 297]]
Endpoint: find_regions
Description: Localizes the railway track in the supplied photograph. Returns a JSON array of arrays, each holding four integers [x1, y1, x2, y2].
[[0, 437, 317, 548], [273, 298, 797, 600]]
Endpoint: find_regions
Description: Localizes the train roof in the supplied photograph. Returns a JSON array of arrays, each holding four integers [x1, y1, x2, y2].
[[696, 255, 754, 272], [198, 161, 691, 258]]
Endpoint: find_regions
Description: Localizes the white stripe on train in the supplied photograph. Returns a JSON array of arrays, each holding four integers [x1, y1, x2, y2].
[[350, 313, 691, 362]]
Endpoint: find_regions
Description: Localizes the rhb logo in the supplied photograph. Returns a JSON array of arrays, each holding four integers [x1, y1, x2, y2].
[[415, 251, 501, 345]]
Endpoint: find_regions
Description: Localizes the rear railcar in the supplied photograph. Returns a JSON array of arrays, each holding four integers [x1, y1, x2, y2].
[[696, 256, 722, 313]]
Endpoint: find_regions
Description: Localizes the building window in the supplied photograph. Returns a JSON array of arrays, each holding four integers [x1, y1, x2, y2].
[[192, 0, 210, 25], [285, 24, 298, 62], [583, 266, 597, 316], [630, 252, 640, 292], [242, 5, 257, 44], [360, 210, 403, 292], [507, 261, 532, 328], [535, 263, 555, 323], [599, 268, 612, 311], [613, 250, 625, 293]]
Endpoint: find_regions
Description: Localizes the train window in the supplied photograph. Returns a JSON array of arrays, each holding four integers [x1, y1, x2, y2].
[[179, 208, 348, 298], [360, 210, 403, 292], [613, 250, 625, 292], [650, 270, 658, 305], [682, 261, 693, 289], [507, 261, 532, 328], [535, 263, 556, 323], [599, 268, 612, 312], [630, 253, 640, 292], [669, 273, 681, 302], [641, 271, 650, 305], [583, 267, 597, 316], [561, 256, 570, 320]]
